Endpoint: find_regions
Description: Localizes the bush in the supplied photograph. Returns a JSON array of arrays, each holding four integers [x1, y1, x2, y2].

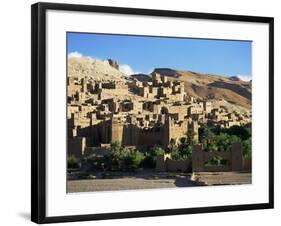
[[85, 154, 111, 171], [151, 146, 165, 156], [205, 156, 229, 166], [123, 149, 144, 170], [170, 148, 181, 160], [111, 150, 122, 170], [110, 141, 122, 152], [180, 145, 192, 159], [67, 154, 79, 168], [110, 148, 145, 171], [206, 143, 218, 152], [142, 146, 165, 168], [85, 147, 145, 171]]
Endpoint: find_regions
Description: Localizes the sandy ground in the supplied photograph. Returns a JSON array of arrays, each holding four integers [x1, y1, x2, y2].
[[67, 176, 198, 193], [67, 172, 251, 193]]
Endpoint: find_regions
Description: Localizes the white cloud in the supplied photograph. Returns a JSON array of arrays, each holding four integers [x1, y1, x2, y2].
[[119, 64, 136, 76], [68, 51, 100, 62], [237, 74, 252, 81], [68, 51, 83, 58]]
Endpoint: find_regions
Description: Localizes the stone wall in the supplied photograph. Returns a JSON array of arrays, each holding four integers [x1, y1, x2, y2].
[[167, 118, 189, 145], [192, 143, 244, 172], [243, 158, 252, 172], [166, 158, 191, 172], [156, 154, 192, 172]]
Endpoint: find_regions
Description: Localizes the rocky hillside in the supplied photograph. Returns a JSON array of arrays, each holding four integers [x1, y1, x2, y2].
[[152, 68, 251, 109], [68, 57, 128, 82]]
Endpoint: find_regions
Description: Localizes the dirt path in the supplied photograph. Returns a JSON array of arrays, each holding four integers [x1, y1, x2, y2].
[[67, 176, 198, 193], [67, 172, 252, 193]]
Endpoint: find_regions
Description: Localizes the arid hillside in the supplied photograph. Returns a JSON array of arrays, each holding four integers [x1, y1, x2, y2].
[[152, 68, 252, 109], [68, 57, 128, 82]]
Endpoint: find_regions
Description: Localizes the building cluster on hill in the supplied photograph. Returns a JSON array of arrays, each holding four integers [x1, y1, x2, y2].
[[67, 72, 251, 158]]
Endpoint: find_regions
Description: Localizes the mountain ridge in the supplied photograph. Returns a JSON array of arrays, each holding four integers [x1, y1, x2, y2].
[[151, 68, 251, 109]]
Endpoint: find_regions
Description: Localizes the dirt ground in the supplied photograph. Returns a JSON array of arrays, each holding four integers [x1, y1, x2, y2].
[[67, 172, 251, 193], [67, 175, 198, 192], [192, 172, 252, 185]]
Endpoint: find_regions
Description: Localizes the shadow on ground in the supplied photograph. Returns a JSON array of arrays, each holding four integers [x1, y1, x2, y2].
[[174, 176, 199, 187]]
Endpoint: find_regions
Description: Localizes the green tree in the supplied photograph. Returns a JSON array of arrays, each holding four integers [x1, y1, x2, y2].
[[170, 147, 181, 160], [226, 125, 251, 140], [178, 132, 194, 159], [201, 128, 217, 152], [180, 145, 192, 159], [142, 146, 165, 168], [186, 129, 196, 145], [228, 135, 242, 145], [242, 139, 252, 158]]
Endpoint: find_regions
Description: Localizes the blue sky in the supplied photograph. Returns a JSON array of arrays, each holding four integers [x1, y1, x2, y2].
[[67, 32, 252, 80]]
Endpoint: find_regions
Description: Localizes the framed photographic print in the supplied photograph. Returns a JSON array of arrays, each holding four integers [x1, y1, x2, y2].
[[31, 2, 274, 224]]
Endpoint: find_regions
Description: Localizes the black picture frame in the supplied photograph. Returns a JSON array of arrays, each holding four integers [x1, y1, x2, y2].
[[31, 2, 274, 224]]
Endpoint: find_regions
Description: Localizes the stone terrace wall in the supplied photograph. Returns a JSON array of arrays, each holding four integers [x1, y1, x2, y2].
[[156, 154, 192, 172], [192, 143, 243, 172]]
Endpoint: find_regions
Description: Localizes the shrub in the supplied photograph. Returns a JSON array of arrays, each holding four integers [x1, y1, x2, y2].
[[85, 154, 111, 171], [110, 141, 122, 152], [109, 148, 145, 171], [206, 142, 218, 152], [151, 146, 165, 156], [128, 149, 145, 169], [111, 150, 122, 170], [67, 154, 79, 168], [180, 145, 192, 159], [142, 146, 165, 168], [170, 148, 181, 160], [205, 156, 229, 166], [119, 149, 145, 170]]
